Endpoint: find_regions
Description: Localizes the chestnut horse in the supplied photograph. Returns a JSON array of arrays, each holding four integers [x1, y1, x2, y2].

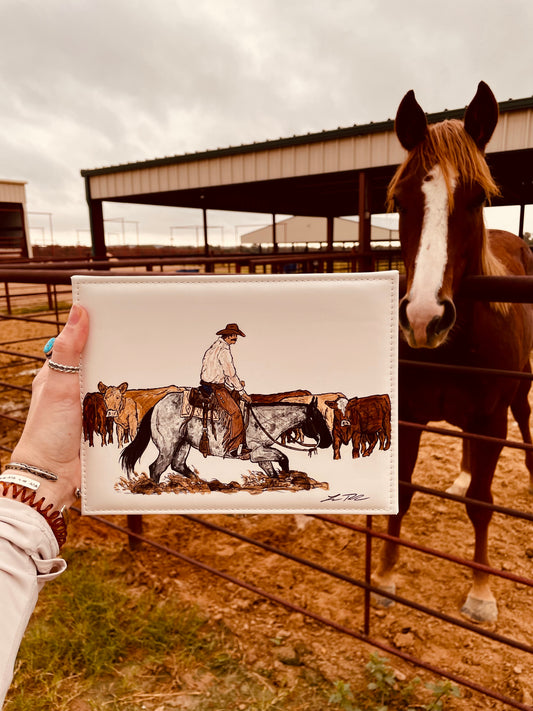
[[373, 82, 533, 623]]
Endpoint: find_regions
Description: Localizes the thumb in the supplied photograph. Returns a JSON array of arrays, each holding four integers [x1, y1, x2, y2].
[[49, 305, 89, 369]]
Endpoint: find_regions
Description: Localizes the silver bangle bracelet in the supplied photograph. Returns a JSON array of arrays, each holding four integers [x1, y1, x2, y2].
[[5, 462, 58, 482]]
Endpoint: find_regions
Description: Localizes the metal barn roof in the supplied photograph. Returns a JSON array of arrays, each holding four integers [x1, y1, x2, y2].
[[81, 94, 533, 257]]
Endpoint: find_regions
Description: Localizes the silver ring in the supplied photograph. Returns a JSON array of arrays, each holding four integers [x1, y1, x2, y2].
[[75, 488, 81, 499], [48, 359, 80, 374]]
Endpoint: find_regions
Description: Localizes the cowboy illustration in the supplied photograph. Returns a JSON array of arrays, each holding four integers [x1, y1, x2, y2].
[[200, 323, 252, 459]]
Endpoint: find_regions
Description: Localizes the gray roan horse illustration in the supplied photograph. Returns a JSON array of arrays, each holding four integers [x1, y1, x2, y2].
[[120, 392, 332, 481]]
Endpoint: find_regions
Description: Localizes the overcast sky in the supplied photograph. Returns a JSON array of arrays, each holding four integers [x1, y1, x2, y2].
[[2, 0, 532, 246]]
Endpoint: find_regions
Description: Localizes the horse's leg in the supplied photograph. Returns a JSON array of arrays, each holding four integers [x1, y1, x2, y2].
[[252, 446, 288, 476], [372, 425, 421, 606], [510, 370, 533, 494], [171, 442, 195, 479], [447, 440, 472, 496], [460, 413, 506, 623], [148, 440, 175, 483]]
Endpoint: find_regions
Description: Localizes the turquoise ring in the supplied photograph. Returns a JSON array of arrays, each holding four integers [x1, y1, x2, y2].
[[43, 337, 56, 358]]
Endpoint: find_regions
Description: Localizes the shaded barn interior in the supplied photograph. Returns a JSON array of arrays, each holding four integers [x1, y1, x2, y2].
[[81, 95, 533, 260], [0, 180, 31, 258]]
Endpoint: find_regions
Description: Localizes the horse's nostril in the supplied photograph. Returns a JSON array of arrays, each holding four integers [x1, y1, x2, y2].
[[427, 299, 456, 342], [399, 297, 410, 330], [440, 299, 456, 332]]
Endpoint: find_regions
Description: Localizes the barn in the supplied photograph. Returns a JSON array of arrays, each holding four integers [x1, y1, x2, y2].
[[0, 179, 31, 258], [81, 94, 533, 260]]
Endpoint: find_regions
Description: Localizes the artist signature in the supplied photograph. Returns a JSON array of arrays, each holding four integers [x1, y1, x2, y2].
[[321, 492, 370, 503]]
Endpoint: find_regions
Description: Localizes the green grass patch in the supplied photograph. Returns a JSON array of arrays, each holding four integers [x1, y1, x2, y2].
[[5, 548, 245, 710], [5, 550, 459, 711]]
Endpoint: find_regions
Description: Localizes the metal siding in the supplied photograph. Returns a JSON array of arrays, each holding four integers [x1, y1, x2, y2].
[[243, 154, 256, 182], [256, 151, 270, 181], [294, 144, 310, 175], [220, 157, 233, 184], [488, 110, 533, 153], [132, 170, 143, 194], [158, 165, 170, 192], [268, 149, 282, 178], [0, 182, 26, 204], [85, 108, 533, 200], [323, 140, 339, 172], [308, 142, 324, 174], [338, 137, 355, 171], [370, 133, 391, 167], [281, 145, 295, 177], [355, 134, 372, 169], [209, 158, 221, 186]]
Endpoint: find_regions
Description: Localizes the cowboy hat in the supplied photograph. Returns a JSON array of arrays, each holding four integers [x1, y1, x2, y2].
[[216, 323, 246, 337]]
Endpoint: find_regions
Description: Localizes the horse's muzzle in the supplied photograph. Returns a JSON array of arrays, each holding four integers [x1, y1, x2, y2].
[[399, 296, 456, 348]]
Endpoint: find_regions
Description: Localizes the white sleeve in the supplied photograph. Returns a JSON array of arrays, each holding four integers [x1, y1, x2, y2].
[[219, 348, 244, 392], [0, 498, 66, 707]]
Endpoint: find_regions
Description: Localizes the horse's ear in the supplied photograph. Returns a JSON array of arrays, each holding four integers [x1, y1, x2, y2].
[[464, 81, 499, 150], [395, 89, 428, 151]]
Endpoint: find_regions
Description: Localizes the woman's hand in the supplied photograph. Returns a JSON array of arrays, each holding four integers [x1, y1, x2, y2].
[[8, 305, 89, 509]]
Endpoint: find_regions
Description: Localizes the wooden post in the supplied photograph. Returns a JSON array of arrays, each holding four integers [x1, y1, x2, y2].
[[85, 177, 107, 261], [326, 216, 334, 273], [127, 515, 143, 550], [519, 203, 525, 238], [272, 214, 278, 255], [358, 172, 372, 272], [202, 207, 209, 257]]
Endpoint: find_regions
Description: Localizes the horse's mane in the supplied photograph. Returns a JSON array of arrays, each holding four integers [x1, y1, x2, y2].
[[387, 119, 507, 281]]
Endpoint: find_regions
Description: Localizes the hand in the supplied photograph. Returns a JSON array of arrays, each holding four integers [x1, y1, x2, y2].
[[240, 391, 252, 403], [8, 305, 89, 510]]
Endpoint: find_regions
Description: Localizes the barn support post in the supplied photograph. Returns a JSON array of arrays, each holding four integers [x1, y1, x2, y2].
[[85, 176, 107, 261], [358, 172, 372, 272], [272, 214, 279, 255], [202, 208, 209, 258], [519, 203, 525, 238], [326, 216, 334, 272]]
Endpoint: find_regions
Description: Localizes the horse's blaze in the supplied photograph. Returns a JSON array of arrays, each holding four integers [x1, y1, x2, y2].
[[401, 165, 457, 348]]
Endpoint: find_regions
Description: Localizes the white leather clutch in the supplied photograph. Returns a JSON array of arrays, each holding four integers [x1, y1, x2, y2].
[[73, 272, 398, 515]]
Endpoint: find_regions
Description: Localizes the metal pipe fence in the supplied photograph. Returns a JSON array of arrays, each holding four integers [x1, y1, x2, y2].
[[1, 261, 532, 709]]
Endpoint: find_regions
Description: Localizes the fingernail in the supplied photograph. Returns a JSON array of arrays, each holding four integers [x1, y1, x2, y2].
[[67, 305, 82, 325]]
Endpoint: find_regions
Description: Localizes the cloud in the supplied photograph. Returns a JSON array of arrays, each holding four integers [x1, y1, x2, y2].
[[0, 0, 531, 243]]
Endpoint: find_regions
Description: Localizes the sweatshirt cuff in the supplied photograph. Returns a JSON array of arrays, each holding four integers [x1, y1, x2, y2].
[[0, 499, 66, 580]]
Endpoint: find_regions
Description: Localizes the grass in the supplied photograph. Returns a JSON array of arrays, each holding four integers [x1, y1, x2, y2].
[[5, 549, 460, 711], [1, 301, 72, 317], [5, 547, 332, 710]]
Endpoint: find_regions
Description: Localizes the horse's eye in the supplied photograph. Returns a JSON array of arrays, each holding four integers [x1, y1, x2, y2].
[[393, 197, 406, 215], [470, 191, 487, 210]]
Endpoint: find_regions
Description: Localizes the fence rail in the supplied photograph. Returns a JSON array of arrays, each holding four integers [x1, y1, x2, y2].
[[1, 259, 532, 710]]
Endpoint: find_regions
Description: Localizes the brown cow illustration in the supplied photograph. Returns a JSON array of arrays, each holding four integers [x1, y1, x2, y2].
[[96, 383, 183, 447], [325, 394, 391, 460], [83, 391, 114, 447], [98, 382, 139, 447]]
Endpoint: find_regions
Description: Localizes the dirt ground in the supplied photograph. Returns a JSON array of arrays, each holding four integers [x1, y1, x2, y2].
[[1, 311, 533, 710]]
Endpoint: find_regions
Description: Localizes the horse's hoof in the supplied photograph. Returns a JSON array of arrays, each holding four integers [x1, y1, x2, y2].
[[371, 582, 396, 608], [460, 595, 498, 623]]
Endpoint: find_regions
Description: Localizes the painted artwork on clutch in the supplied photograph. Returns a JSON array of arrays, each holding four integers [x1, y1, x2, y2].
[[73, 272, 398, 515]]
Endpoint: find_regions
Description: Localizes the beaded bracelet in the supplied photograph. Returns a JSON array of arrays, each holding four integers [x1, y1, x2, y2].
[[0, 481, 68, 548]]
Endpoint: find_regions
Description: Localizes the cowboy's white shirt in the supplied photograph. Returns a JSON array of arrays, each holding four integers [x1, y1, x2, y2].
[[200, 337, 243, 392]]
